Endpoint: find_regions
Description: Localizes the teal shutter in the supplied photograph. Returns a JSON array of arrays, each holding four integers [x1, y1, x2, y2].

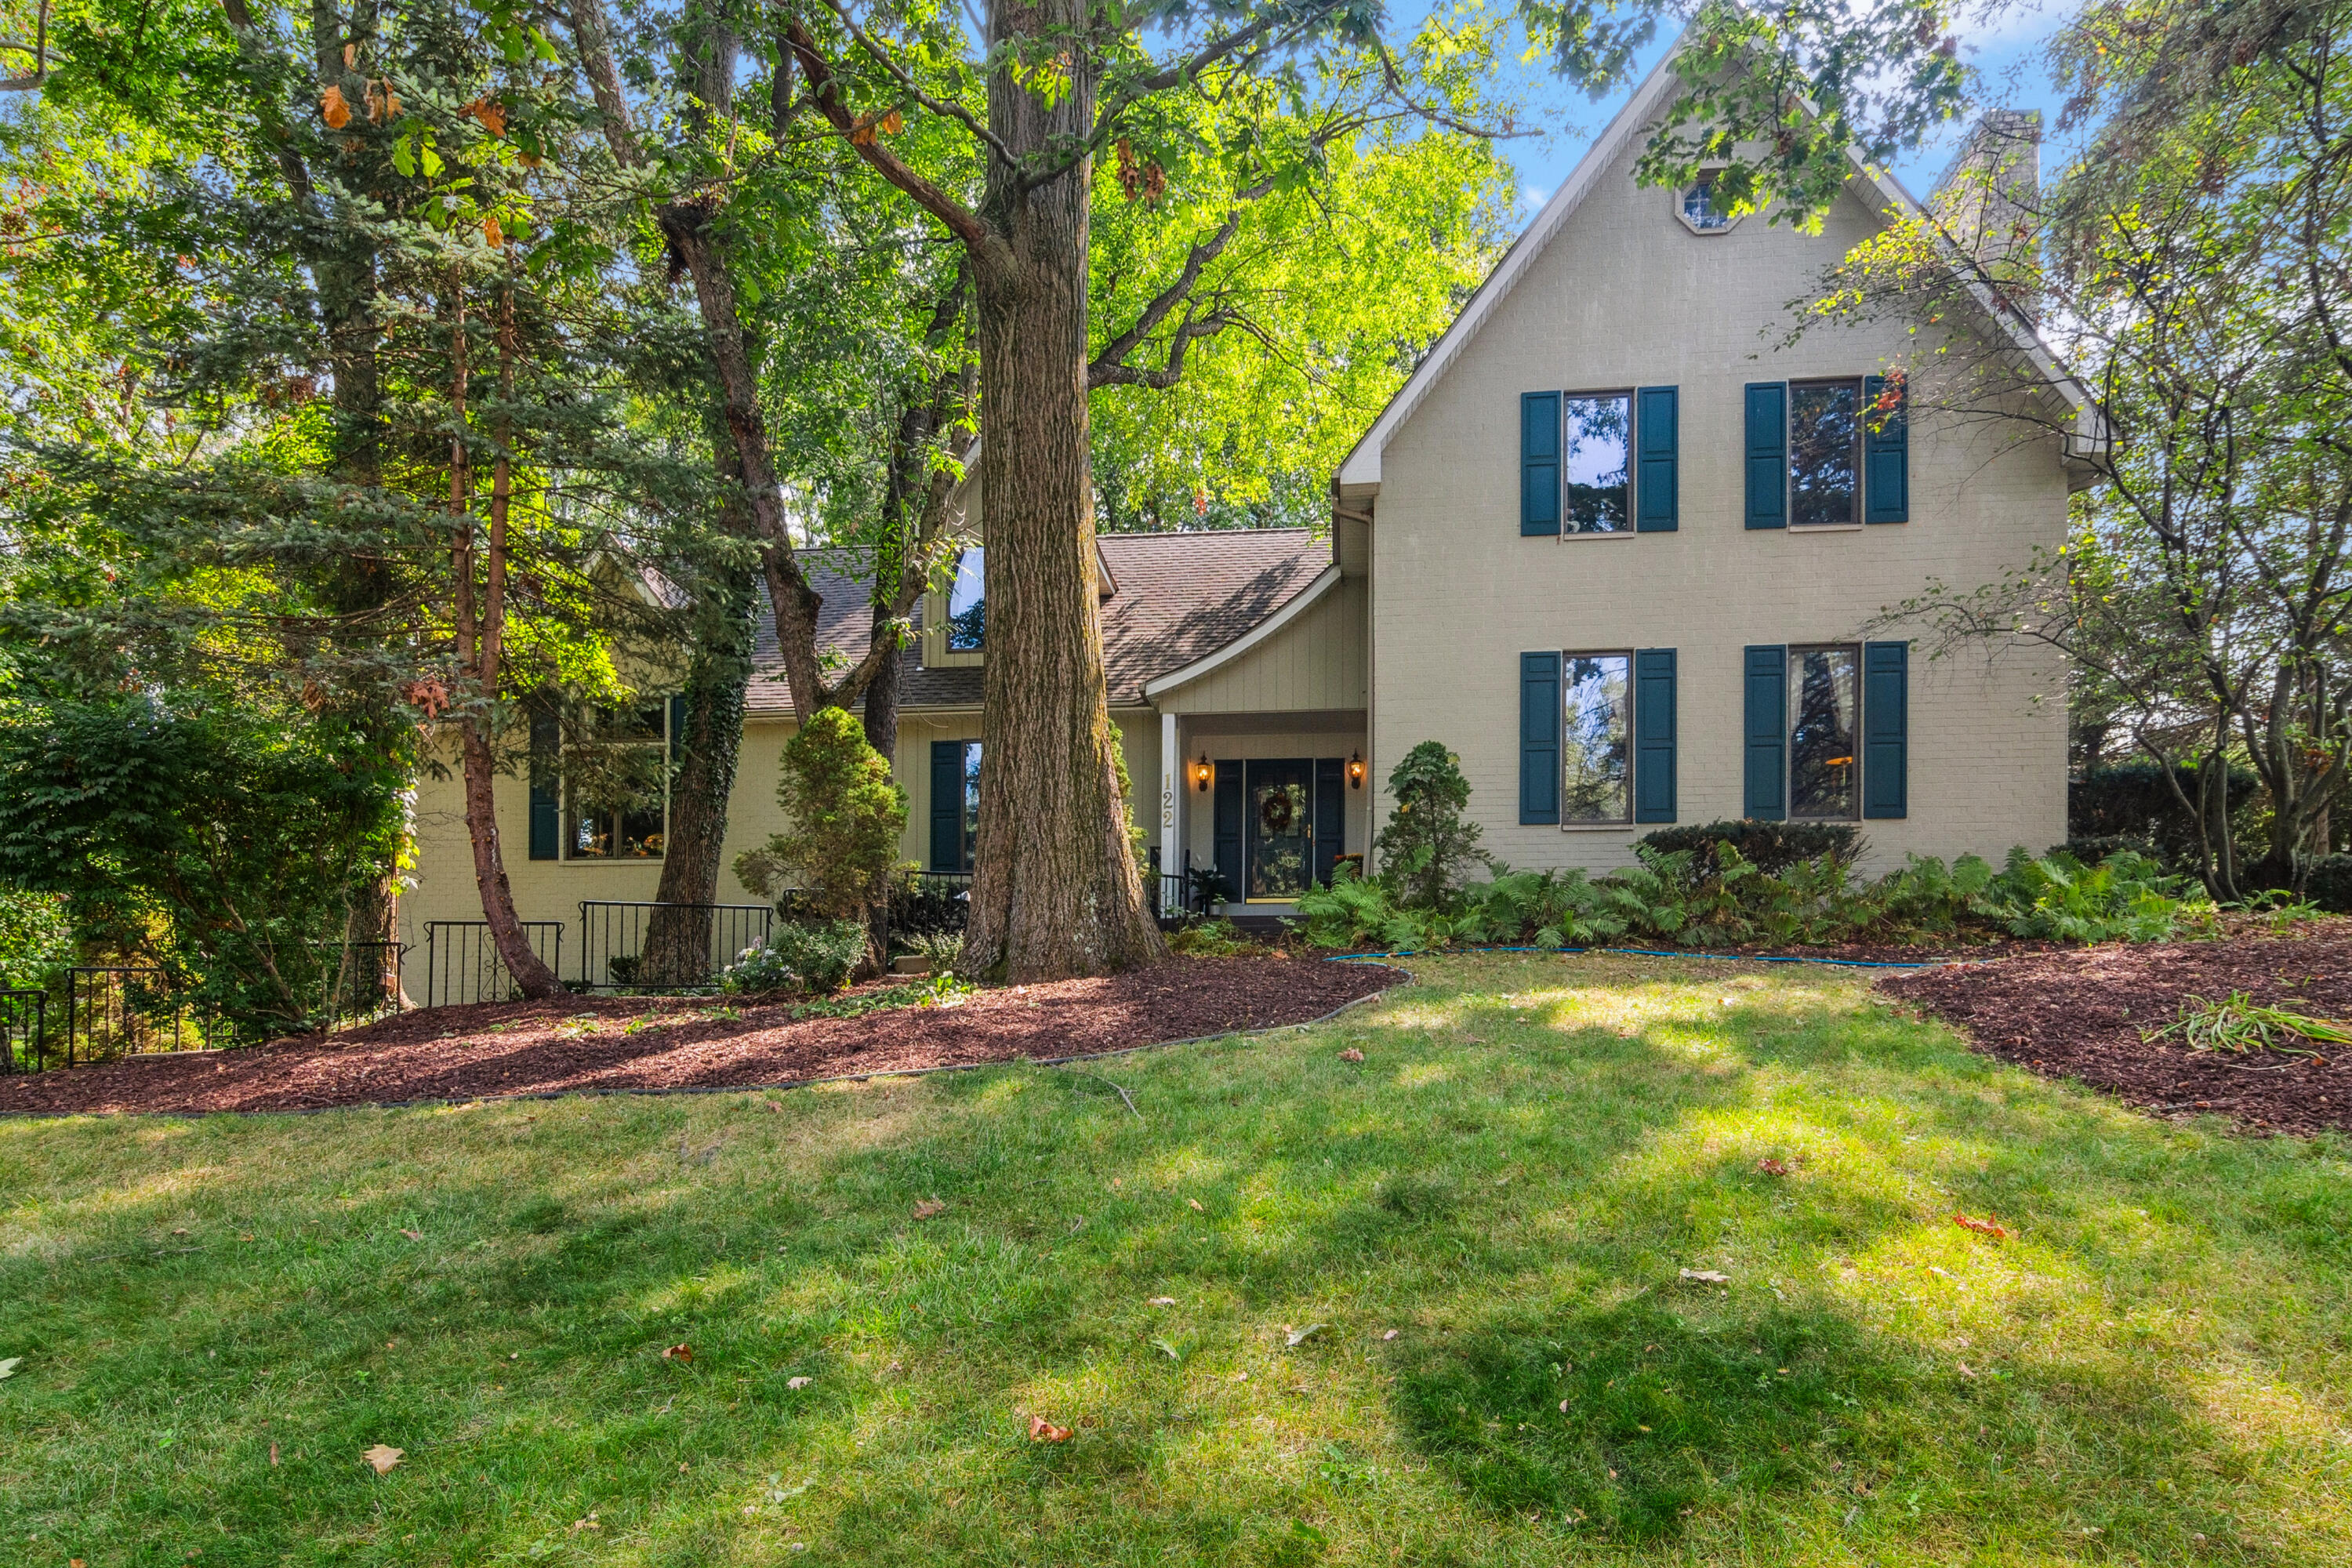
[[1862, 641, 1910, 818], [1635, 386, 1679, 532], [1864, 374, 1909, 523], [1314, 757, 1345, 885], [528, 703, 560, 860], [1519, 651, 1561, 824], [1744, 382, 1788, 529], [928, 740, 963, 870], [1212, 761, 1243, 904], [1521, 391, 1561, 535], [1633, 648, 1677, 822], [1743, 645, 1788, 820]]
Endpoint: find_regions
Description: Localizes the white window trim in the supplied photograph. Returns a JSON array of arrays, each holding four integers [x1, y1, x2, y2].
[[1675, 165, 1744, 235]]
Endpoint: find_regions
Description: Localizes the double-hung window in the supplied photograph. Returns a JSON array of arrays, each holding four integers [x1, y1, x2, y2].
[[1562, 652, 1632, 821], [565, 702, 671, 859], [1787, 644, 1860, 819], [1788, 380, 1861, 528]]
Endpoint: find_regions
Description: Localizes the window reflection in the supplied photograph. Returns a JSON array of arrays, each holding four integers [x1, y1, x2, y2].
[[946, 548, 985, 651], [1562, 654, 1630, 822], [1788, 646, 1860, 819], [1563, 394, 1631, 533], [1790, 381, 1860, 527]]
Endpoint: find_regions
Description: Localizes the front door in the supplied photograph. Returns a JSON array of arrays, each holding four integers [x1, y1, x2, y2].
[[1244, 760, 1314, 902]]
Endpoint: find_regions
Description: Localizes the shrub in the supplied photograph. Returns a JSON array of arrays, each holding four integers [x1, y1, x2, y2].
[[2305, 853, 2352, 913], [1634, 819, 1860, 877], [2068, 760, 2257, 868], [1297, 862, 1439, 950], [721, 918, 869, 996], [1374, 742, 1489, 908], [1974, 848, 2207, 943], [734, 707, 906, 923], [1166, 919, 1259, 956]]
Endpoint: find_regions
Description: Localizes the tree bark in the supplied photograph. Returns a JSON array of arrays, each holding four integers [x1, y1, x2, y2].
[[641, 502, 757, 986], [955, 0, 1166, 979], [450, 279, 563, 998]]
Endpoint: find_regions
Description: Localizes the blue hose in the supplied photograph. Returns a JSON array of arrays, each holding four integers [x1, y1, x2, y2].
[[1319, 943, 1953, 971]]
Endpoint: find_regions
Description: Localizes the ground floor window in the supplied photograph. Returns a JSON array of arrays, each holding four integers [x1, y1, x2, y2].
[[1788, 645, 1860, 819], [564, 701, 671, 859], [1561, 652, 1632, 822]]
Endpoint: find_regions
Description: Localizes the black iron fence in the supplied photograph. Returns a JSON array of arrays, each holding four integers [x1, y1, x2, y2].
[[575, 902, 774, 990], [316, 938, 406, 1024], [421, 922, 564, 1008], [64, 966, 194, 1065], [1, 988, 45, 1073]]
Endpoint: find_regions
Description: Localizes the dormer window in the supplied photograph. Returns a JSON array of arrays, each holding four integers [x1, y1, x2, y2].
[[946, 547, 985, 651], [1677, 172, 1738, 234]]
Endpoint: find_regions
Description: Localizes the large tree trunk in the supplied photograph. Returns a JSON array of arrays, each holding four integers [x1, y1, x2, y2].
[[641, 554, 757, 985], [957, 0, 1166, 980]]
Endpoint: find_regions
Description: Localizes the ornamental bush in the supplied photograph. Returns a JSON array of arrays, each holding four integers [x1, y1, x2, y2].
[[721, 918, 869, 996], [1373, 742, 1489, 909], [734, 706, 907, 923]]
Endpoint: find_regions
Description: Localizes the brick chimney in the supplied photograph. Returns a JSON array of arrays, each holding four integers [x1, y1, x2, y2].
[[1932, 109, 2042, 323]]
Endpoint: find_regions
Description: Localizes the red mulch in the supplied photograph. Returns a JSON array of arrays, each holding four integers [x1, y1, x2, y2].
[[1879, 924, 2352, 1136], [0, 957, 1403, 1118]]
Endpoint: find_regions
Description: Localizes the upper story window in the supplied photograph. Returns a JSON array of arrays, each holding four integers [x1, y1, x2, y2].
[[1788, 645, 1860, 819], [1678, 172, 1739, 234], [1789, 379, 1862, 527], [566, 702, 670, 859], [946, 547, 985, 651], [1563, 394, 1632, 534]]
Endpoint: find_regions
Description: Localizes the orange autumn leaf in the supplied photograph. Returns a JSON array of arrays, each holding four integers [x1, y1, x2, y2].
[[320, 84, 353, 129], [1338, 1047, 1364, 1062], [912, 1198, 946, 1219], [483, 214, 504, 248], [364, 1443, 403, 1474], [1757, 1157, 1791, 1176], [465, 97, 508, 137], [1028, 1414, 1072, 1443], [662, 1342, 694, 1363], [878, 108, 902, 135], [1953, 1213, 2013, 1240]]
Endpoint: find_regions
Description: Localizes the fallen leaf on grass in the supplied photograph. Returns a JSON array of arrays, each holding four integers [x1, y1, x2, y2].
[[912, 1199, 946, 1219], [1285, 1323, 1328, 1347], [662, 1343, 694, 1363], [1152, 1338, 1181, 1360], [1679, 1269, 1732, 1285], [364, 1444, 403, 1474], [787, 1376, 812, 1390], [1186, 1198, 1204, 1212], [0, 1356, 20, 1379], [270, 1442, 279, 1466], [1028, 1415, 1072, 1443], [1338, 1047, 1364, 1062], [1381, 1329, 1399, 1341], [1953, 1213, 2013, 1240], [1148, 1296, 1177, 1306], [399, 1229, 423, 1241], [1756, 1157, 1791, 1177]]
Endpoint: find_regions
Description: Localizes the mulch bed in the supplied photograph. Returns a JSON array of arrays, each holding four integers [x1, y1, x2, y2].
[[1879, 924, 2352, 1136], [0, 957, 1403, 1118]]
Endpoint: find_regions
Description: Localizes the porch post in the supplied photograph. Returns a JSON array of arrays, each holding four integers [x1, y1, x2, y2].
[[1159, 710, 1181, 884]]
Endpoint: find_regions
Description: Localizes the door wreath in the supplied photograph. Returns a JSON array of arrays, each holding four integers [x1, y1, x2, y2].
[[1258, 789, 1298, 835]]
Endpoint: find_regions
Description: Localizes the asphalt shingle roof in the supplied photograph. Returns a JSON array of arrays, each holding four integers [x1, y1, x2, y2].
[[745, 528, 1330, 716]]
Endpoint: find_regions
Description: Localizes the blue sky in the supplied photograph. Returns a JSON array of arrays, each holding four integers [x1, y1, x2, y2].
[[1457, 1, 2081, 227]]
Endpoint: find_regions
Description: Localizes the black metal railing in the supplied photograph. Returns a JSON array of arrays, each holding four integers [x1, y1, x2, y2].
[[911, 870, 973, 891], [1, 988, 45, 1074], [64, 966, 187, 1065], [421, 922, 564, 1007], [575, 902, 774, 990], [315, 939, 407, 1023]]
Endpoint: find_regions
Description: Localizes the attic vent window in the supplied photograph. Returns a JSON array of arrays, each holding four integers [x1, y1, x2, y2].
[[1678, 175, 1737, 234]]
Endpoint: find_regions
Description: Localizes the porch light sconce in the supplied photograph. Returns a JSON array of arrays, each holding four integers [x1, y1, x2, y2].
[[1347, 751, 1366, 789], [1193, 754, 1213, 792]]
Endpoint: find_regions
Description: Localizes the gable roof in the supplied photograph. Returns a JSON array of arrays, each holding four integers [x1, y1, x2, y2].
[[744, 528, 1332, 717], [1334, 31, 2100, 496]]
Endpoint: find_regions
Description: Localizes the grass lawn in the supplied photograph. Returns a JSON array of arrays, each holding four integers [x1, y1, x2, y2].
[[3, 952, 2349, 1567]]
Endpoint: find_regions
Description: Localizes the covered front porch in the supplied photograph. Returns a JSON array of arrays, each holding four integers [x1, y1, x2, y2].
[[1154, 711, 1370, 919]]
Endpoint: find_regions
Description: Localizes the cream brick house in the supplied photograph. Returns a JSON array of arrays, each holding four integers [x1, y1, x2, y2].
[[398, 53, 2092, 989]]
